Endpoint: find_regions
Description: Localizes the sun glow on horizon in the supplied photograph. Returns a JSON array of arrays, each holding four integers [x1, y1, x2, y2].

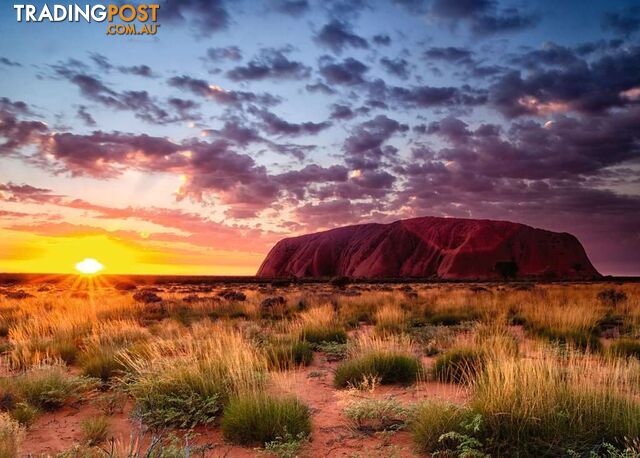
[[75, 258, 104, 275]]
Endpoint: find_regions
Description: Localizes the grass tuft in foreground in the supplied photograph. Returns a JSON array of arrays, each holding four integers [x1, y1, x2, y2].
[[221, 393, 311, 446], [334, 334, 422, 387]]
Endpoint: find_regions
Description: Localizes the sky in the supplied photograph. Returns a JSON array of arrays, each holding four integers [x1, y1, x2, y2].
[[0, 0, 639, 276]]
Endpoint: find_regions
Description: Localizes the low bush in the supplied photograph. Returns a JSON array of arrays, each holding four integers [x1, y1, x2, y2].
[[334, 352, 422, 387], [81, 416, 110, 446], [433, 347, 485, 384], [344, 398, 407, 433], [0, 413, 25, 458], [221, 394, 311, 446]]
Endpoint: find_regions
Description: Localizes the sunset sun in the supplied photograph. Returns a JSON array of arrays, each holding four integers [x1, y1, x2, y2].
[[75, 258, 104, 275]]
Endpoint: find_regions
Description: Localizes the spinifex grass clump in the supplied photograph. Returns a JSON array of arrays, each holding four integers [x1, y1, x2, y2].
[[432, 347, 485, 384], [122, 324, 266, 429], [0, 366, 93, 415], [221, 393, 311, 446], [344, 398, 408, 433], [265, 339, 313, 370], [293, 305, 347, 345], [519, 301, 604, 350], [608, 339, 640, 359], [374, 304, 407, 335], [334, 334, 422, 387], [0, 413, 24, 458], [471, 354, 640, 456]]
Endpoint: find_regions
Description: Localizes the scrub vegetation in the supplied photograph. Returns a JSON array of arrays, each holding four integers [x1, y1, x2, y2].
[[0, 278, 639, 456]]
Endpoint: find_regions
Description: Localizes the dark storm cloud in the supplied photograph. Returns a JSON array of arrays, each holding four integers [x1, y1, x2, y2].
[[167, 75, 281, 107], [0, 57, 21, 67], [206, 46, 243, 62], [161, 0, 229, 36], [76, 106, 96, 127], [490, 45, 640, 117], [226, 48, 311, 81], [602, 5, 640, 37], [319, 57, 369, 85], [428, 0, 538, 35], [270, 0, 310, 16], [380, 57, 410, 80], [315, 20, 369, 54]]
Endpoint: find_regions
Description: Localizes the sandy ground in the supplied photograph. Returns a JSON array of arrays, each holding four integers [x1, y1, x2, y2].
[[22, 351, 468, 457]]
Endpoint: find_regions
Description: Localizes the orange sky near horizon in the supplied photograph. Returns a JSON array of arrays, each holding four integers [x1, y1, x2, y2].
[[0, 228, 265, 275]]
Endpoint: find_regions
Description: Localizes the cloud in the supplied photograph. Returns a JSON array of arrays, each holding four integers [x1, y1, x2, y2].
[[490, 45, 640, 117], [161, 0, 230, 36], [343, 115, 409, 170], [53, 64, 192, 124], [249, 107, 332, 137], [0, 99, 47, 155], [380, 57, 410, 80], [270, 0, 310, 16], [424, 46, 474, 64], [167, 75, 281, 107], [0, 57, 21, 67], [319, 57, 369, 85], [428, 0, 538, 35], [206, 46, 243, 62], [372, 34, 391, 46], [602, 6, 640, 37], [76, 106, 96, 127], [227, 48, 310, 81], [315, 20, 369, 54]]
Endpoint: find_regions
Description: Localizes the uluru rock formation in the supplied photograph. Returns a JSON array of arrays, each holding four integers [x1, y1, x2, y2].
[[257, 216, 600, 280]]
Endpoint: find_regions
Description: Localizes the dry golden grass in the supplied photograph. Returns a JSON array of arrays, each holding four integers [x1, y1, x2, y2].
[[1, 281, 640, 456]]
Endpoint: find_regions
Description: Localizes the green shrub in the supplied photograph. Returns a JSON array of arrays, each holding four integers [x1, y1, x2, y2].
[[222, 394, 311, 446], [0, 413, 25, 458], [266, 341, 313, 370], [433, 347, 485, 384], [344, 399, 407, 433], [81, 416, 110, 446], [609, 339, 640, 359], [334, 352, 422, 387]]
